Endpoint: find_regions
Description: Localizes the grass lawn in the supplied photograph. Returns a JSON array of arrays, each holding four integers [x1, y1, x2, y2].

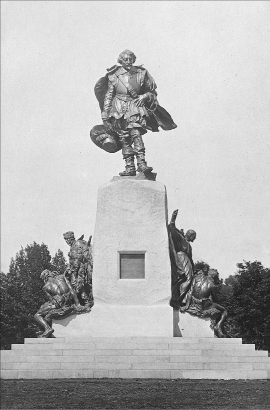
[[1, 379, 270, 409]]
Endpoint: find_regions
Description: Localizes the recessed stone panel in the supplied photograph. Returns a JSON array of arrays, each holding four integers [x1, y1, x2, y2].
[[119, 253, 145, 279]]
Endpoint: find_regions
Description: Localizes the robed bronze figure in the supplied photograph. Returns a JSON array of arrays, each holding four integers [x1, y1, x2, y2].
[[91, 49, 177, 176], [168, 209, 197, 309], [168, 209, 228, 337]]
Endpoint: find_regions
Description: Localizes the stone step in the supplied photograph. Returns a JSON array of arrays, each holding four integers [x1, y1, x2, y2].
[[1, 369, 268, 380], [8, 348, 267, 357], [3, 361, 270, 371], [2, 353, 269, 363], [13, 342, 256, 350], [2, 350, 269, 361], [1, 337, 269, 380], [24, 337, 244, 344]]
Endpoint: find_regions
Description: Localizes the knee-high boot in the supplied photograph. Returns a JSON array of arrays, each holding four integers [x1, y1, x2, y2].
[[132, 129, 153, 174], [119, 133, 136, 176]]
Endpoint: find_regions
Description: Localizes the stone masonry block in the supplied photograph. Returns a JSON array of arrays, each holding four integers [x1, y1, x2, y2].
[[25, 355, 66, 363], [0, 370, 18, 379], [1, 353, 27, 362], [54, 343, 96, 350], [60, 362, 132, 370], [94, 355, 170, 363], [132, 349, 202, 356], [110, 370, 172, 379], [246, 371, 268, 379], [12, 344, 56, 350], [169, 355, 268, 363], [253, 362, 270, 370], [62, 349, 133, 356], [202, 349, 268, 357], [17, 370, 94, 379], [93, 342, 170, 350], [172, 370, 250, 379], [10, 349, 63, 356], [203, 362, 253, 371], [24, 338, 65, 344], [168, 343, 254, 350], [1, 362, 61, 370], [93, 370, 109, 378], [131, 362, 204, 370]]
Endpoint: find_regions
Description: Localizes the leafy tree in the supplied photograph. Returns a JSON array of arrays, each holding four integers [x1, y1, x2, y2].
[[193, 260, 270, 350], [0, 243, 67, 349], [51, 249, 68, 274], [220, 261, 270, 350]]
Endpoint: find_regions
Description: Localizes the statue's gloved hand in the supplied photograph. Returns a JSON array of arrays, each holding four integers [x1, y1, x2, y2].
[[102, 119, 113, 133], [134, 93, 149, 107]]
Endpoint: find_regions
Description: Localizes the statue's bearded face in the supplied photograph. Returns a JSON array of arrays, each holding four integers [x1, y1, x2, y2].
[[121, 53, 134, 71]]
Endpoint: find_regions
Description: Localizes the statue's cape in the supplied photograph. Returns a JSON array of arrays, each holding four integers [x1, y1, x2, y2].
[[94, 65, 177, 132]]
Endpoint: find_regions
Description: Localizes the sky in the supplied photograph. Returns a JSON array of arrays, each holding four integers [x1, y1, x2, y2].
[[1, 1, 270, 279]]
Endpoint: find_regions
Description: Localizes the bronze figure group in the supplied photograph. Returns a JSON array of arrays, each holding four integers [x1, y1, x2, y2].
[[168, 209, 227, 337], [34, 232, 93, 338]]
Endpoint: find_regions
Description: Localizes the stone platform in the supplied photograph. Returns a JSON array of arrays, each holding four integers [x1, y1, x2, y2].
[[53, 307, 215, 338], [1, 337, 270, 380]]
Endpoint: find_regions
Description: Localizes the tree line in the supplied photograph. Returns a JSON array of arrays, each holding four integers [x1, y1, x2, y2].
[[1, 243, 269, 351]]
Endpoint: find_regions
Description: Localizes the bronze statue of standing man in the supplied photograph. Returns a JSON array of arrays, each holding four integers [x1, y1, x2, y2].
[[93, 50, 177, 176]]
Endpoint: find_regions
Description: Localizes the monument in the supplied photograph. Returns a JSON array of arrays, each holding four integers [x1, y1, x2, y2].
[[36, 49, 228, 340], [52, 49, 178, 336], [39, 49, 226, 339], [2, 50, 270, 380]]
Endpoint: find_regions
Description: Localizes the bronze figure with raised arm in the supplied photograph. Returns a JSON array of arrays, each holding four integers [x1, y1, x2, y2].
[[168, 209, 197, 309]]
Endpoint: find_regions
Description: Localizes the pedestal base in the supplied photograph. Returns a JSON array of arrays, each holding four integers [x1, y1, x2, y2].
[[53, 302, 173, 338], [173, 309, 214, 337]]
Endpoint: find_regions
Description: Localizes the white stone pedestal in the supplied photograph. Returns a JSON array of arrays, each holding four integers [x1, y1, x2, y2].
[[53, 177, 173, 337], [173, 309, 215, 337]]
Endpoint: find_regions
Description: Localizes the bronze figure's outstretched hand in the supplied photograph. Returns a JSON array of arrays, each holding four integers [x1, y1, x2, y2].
[[170, 209, 178, 224]]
